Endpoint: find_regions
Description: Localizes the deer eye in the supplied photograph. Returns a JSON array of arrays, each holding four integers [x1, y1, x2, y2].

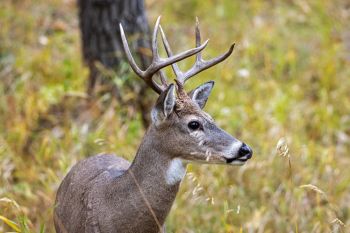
[[188, 121, 201, 130]]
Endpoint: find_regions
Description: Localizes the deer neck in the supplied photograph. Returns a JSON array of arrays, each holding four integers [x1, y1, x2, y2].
[[130, 128, 186, 188], [117, 127, 186, 226], [130, 150, 186, 188]]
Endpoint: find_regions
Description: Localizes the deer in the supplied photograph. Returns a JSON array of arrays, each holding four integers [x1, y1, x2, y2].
[[54, 16, 253, 233]]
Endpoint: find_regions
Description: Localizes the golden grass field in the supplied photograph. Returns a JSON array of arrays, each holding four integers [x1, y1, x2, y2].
[[0, 0, 349, 232]]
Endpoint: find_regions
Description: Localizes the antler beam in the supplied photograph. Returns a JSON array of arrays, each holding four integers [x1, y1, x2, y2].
[[119, 16, 209, 94]]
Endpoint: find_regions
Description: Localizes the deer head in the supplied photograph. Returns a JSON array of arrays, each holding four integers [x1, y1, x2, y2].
[[119, 16, 252, 167]]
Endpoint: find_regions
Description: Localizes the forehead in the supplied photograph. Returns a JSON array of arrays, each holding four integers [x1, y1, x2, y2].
[[201, 111, 214, 122], [176, 101, 214, 122]]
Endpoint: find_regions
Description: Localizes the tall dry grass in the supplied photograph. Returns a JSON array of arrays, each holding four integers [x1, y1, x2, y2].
[[1, 0, 349, 232]]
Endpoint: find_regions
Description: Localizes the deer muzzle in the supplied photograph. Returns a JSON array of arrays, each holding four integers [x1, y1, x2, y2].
[[224, 142, 253, 165]]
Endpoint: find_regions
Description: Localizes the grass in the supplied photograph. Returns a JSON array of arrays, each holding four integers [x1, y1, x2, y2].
[[1, 0, 349, 232]]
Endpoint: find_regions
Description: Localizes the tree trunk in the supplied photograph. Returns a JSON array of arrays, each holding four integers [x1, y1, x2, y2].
[[78, 0, 153, 127]]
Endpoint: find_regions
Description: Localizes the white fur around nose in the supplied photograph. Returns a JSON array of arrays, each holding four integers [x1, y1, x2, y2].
[[166, 158, 186, 185], [225, 141, 243, 158], [231, 142, 242, 155]]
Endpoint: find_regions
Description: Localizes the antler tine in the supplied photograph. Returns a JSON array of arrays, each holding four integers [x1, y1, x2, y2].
[[151, 16, 162, 63], [120, 16, 209, 94], [159, 25, 183, 79], [157, 70, 168, 88], [148, 22, 209, 77], [119, 16, 164, 93], [119, 23, 143, 78], [182, 18, 235, 84], [159, 18, 235, 87], [195, 17, 202, 62], [182, 43, 235, 84]]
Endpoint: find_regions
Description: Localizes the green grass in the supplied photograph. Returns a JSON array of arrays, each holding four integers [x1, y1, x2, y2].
[[1, 0, 349, 232]]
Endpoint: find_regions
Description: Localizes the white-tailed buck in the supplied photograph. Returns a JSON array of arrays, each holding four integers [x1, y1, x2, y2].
[[54, 17, 252, 233]]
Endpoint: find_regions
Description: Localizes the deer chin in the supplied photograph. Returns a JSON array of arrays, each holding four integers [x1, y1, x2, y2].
[[224, 157, 248, 166], [183, 159, 246, 166], [182, 153, 248, 166]]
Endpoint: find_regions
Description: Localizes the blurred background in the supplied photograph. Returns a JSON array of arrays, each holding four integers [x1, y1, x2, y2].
[[0, 0, 349, 232]]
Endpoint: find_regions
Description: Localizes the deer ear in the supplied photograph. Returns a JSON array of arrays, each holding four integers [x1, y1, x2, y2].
[[151, 84, 176, 124], [189, 81, 214, 109]]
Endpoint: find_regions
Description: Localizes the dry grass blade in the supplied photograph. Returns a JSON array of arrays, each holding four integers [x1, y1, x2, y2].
[[331, 218, 345, 226], [276, 137, 290, 158], [299, 184, 326, 196], [0, 197, 21, 210], [0, 215, 21, 232], [1, 0, 350, 232]]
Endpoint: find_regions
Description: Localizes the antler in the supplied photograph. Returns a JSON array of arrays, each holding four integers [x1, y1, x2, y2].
[[159, 17, 235, 90], [119, 16, 209, 94]]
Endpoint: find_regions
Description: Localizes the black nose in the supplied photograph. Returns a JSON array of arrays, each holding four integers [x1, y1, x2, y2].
[[238, 143, 253, 159]]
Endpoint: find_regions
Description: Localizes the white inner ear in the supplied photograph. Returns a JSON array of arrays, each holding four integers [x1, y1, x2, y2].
[[151, 85, 176, 125], [191, 82, 213, 109], [191, 88, 203, 101], [163, 85, 176, 117]]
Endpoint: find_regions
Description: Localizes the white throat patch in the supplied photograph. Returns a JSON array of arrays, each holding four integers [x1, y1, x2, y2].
[[166, 158, 186, 185]]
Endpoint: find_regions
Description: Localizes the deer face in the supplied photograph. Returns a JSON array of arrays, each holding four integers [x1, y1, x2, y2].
[[151, 82, 252, 166]]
